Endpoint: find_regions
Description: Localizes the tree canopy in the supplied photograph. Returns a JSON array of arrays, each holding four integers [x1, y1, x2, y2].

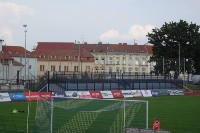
[[147, 20, 200, 75]]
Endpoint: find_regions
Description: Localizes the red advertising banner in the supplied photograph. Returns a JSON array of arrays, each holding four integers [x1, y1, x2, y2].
[[24, 92, 52, 101], [184, 92, 200, 96], [111, 90, 124, 98], [38, 92, 52, 100], [24, 92, 39, 101], [89, 91, 103, 99]]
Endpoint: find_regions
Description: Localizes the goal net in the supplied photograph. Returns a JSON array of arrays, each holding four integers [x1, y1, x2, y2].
[[34, 97, 148, 133]]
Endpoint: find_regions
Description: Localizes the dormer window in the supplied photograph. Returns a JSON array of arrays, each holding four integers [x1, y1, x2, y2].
[[8, 51, 12, 54], [39, 54, 45, 58], [65, 56, 70, 59]]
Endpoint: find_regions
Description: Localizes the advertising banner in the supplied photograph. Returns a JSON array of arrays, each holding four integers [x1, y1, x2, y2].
[[151, 89, 169, 97], [78, 91, 92, 98], [151, 90, 160, 97], [38, 92, 52, 100], [121, 90, 134, 98], [168, 90, 184, 96], [65, 91, 79, 98], [90, 91, 103, 99], [24, 92, 39, 101], [9, 92, 26, 101], [111, 90, 124, 98], [141, 90, 152, 97], [0, 93, 11, 102], [52, 91, 66, 97], [131, 90, 143, 97], [101, 91, 113, 98]]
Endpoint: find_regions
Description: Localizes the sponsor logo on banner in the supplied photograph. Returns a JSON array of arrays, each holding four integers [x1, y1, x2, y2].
[[121, 90, 134, 98], [78, 91, 92, 98], [65, 91, 79, 98], [24, 92, 39, 101], [53, 91, 66, 97], [168, 90, 184, 96], [151, 90, 159, 97], [90, 91, 103, 99], [38, 92, 52, 100], [131, 90, 143, 97], [101, 91, 113, 98], [9, 92, 26, 101], [0, 93, 11, 102], [141, 90, 152, 97], [111, 90, 124, 98]]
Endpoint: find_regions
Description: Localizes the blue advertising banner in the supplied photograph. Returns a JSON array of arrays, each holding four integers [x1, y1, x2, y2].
[[9, 92, 26, 101]]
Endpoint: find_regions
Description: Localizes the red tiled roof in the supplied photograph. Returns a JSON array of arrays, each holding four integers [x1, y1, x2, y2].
[[32, 42, 94, 62], [83, 43, 153, 54], [2, 45, 32, 57], [36, 42, 75, 50]]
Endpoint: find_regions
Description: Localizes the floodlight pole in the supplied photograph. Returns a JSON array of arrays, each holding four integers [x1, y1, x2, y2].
[[23, 24, 27, 81]]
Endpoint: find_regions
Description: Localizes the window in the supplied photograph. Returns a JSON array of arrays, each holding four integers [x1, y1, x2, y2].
[[122, 57, 126, 64], [109, 57, 113, 64], [142, 68, 146, 73], [109, 67, 112, 73], [59, 66, 61, 71], [40, 65, 45, 71], [64, 66, 69, 72], [129, 57, 133, 65], [74, 66, 78, 72], [29, 65, 32, 69], [101, 57, 105, 64], [95, 57, 98, 64], [135, 58, 139, 65], [122, 67, 126, 73], [116, 67, 120, 73], [116, 57, 120, 65], [86, 66, 90, 72], [51, 65, 55, 72], [128, 67, 132, 74], [142, 58, 146, 65]]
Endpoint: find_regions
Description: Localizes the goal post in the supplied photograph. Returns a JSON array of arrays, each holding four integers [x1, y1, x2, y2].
[[34, 97, 148, 133]]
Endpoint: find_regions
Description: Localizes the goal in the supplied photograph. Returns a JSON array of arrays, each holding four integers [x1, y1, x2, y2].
[[34, 97, 148, 133]]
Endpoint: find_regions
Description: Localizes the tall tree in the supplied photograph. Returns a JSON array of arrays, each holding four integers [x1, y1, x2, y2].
[[147, 20, 200, 76]]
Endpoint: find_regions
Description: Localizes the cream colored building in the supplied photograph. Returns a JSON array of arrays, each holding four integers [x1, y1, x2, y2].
[[32, 42, 94, 78], [83, 43, 153, 74]]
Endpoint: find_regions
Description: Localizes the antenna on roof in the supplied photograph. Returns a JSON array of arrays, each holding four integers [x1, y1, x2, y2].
[[134, 38, 137, 45], [80, 34, 86, 44]]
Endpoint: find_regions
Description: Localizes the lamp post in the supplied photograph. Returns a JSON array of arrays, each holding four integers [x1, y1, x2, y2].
[[23, 24, 27, 82]]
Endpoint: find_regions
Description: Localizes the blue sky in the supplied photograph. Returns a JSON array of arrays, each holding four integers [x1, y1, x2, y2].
[[0, 0, 200, 50]]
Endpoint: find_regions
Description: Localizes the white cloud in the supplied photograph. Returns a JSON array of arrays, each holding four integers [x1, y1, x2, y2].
[[99, 24, 155, 44], [0, 2, 35, 44], [0, 2, 35, 22]]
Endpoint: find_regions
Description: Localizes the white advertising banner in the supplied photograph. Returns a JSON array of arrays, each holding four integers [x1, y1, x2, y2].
[[101, 91, 113, 98], [141, 90, 152, 97], [131, 90, 143, 97], [121, 90, 134, 98], [0, 93, 11, 102], [168, 90, 184, 96], [78, 91, 92, 98], [65, 91, 79, 98]]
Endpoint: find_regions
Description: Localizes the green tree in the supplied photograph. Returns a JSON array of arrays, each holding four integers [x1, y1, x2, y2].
[[147, 20, 200, 76]]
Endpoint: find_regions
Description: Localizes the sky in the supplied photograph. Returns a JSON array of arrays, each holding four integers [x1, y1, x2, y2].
[[0, 0, 200, 51]]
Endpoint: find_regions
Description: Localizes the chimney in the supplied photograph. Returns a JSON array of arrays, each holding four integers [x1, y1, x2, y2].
[[0, 39, 4, 52]]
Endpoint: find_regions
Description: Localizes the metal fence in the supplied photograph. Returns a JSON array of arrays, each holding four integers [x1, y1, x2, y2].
[[45, 72, 183, 91]]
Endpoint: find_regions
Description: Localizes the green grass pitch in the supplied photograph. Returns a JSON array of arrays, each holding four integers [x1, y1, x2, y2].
[[0, 96, 200, 133]]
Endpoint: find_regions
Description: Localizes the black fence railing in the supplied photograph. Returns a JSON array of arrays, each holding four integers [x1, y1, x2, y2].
[[53, 72, 173, 80]]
